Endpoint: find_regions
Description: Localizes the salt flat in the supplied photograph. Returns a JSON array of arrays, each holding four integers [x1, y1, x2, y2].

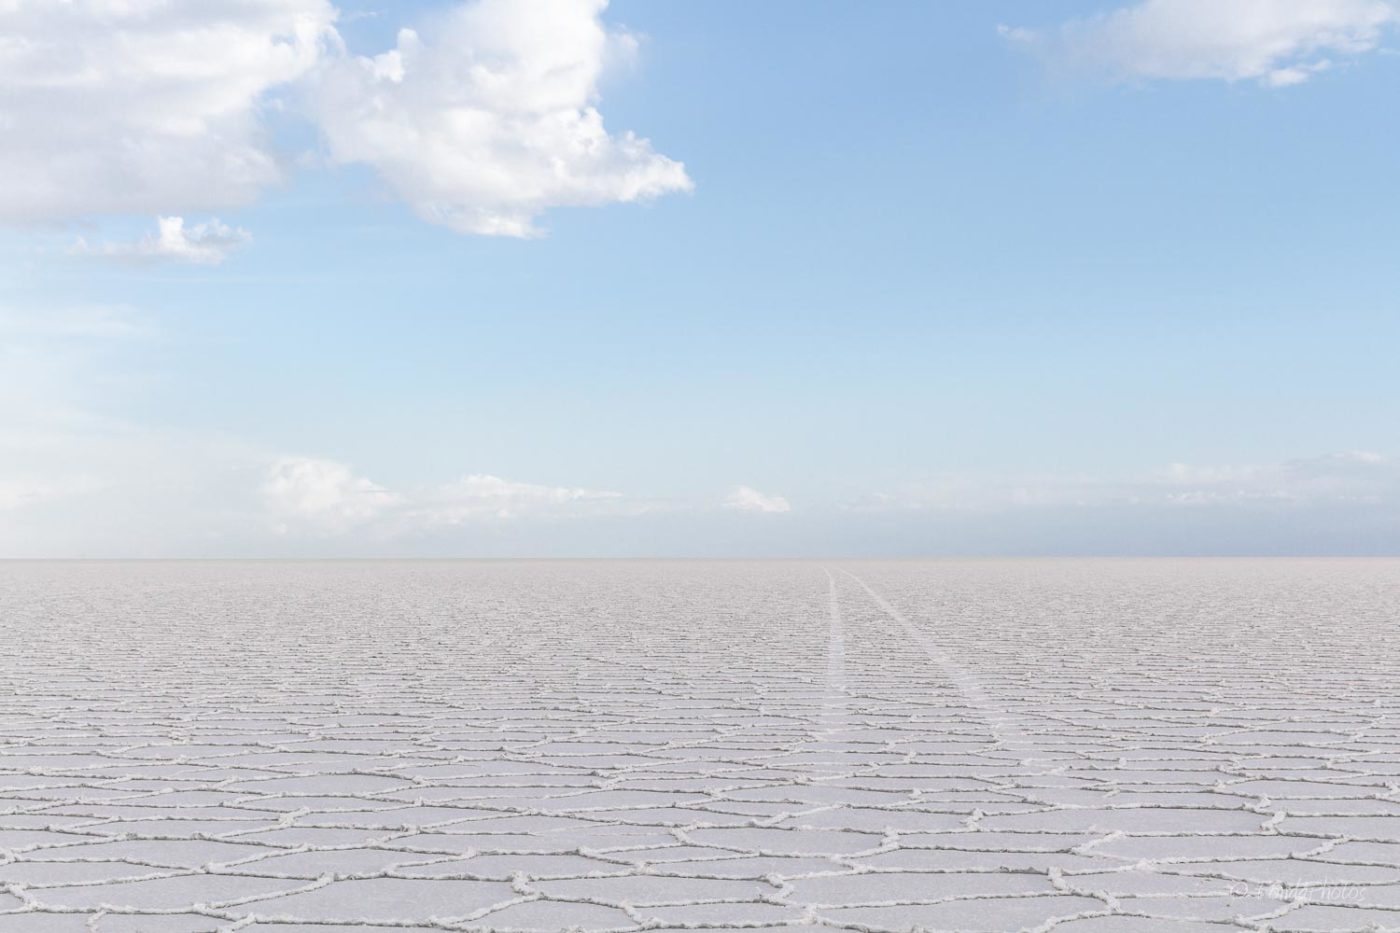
[[1, 559, 1398, 933]]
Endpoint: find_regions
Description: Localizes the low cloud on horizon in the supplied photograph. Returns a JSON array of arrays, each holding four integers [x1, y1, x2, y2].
[[5, 438, 1400, 558]]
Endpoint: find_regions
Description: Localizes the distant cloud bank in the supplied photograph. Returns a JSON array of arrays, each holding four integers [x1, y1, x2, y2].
[[725, 486, 793, 514], [264, 457, 628, 535], [74, 218, 252, 266], [2, 305, 1399, 556], [853, 451, 1400, 512], [1005, 0, 1398, 87]]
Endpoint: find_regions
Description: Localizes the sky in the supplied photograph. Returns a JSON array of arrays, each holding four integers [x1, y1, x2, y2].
[[3, 0, 1400, 557]]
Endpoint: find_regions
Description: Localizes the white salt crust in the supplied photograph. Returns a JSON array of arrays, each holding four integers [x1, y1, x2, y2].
[[1, 559, 1398, 932]]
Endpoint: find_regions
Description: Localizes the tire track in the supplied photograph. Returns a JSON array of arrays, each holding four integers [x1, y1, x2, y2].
[[819, 568, 848, 738], [836, 567, 1053, 768]]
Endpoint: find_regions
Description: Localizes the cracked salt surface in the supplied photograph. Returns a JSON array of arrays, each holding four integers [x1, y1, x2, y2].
[[2, 560, 1399, 932]]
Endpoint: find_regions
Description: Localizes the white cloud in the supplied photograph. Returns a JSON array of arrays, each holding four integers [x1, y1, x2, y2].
[[76, 217, 253, 265], [725, 486, 792, 514], [0, 0, 337, 223], [308, 0, 693, 236], [1151, 451, 1400, 504], [262, 457, 399, 531], [0, 0, 688, 238], [423, 474, 623, 521], [1009, 0, 1398, 86], [259, 460, 624, 533], [857, 452, 1400, 513]]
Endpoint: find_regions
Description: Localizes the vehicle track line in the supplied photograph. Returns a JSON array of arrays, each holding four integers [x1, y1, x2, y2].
[[836, 567, 1050, 765], [820, 568, 848, 736]]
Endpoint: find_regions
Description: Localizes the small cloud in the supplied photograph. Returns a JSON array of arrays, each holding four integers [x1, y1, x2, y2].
[[1006, 0, 1398, 87], [260, 458, 626, 533], [263, 457, 399, 533], [76, 216, 252, 265], [996, 23, 1036, 44], [725, 485, 792, 514], [423, 474, 623, 522]]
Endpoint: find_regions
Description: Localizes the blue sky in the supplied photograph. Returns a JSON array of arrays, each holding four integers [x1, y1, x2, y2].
[[3, 0, 1400, 556]]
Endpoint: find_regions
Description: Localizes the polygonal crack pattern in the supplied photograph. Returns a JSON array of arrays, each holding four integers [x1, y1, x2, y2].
[[1, 559, 1398, 932]]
